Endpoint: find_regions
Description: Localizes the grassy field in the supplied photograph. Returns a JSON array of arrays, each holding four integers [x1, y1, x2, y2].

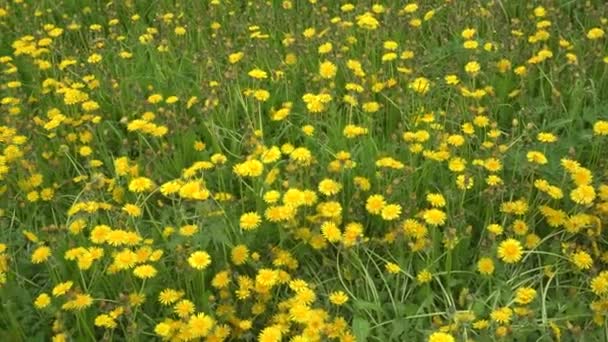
[[1, 0, 608, 341]]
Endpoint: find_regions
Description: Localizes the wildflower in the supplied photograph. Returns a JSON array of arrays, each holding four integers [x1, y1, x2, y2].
[[417, 269, 433, 283], [318, 179, 342, 196], [428, 332, 455, 342], [570, 185, 596, 205], [228, 52, 244, 64], [248, 68, 268, 79], [133, 264, 157, 279], [259, 326, 282, 342], [174, 26, 186, 35], [122, 203, 142, 217], [477, 257, 495, 275], [128, 177, 154, 193], [321, 222, 342, 243], [462, 28, 476, 39], [240, 212, 262, 230], [188, 312, 215, 338], [256, 269, 279, 287], [147, 94, 163, 103], [512, 220, 529, 235], [587, 28, 605, 40], [52, 281, 73, 297], [491, 307, 513, 324], [159, 289, 184, 305], [487, 224, 503, 235], [473, 319, 489, 330], [329, 291, 349, 305], [318, 42, 333, 54], [381, 204, 402, 221], [409, 77, 430, 94], [174, 299, 195, 318], [301, 125, 315, 136], [497, 239, 524, 263], [423, 209, 447, 226], [188, 251, 211, 270], [63, 293, 93, 310], [449, 158, 467, 172], [290, 147, 313, 164], [365, 194, 386, 215], [572, 251, 593, 270], [253, 89, 270, 102], [260, 146, 281, 164], [465, 61, 481, 76], [34, 293, 51, 309], [594, 120, 608, 135], [356, 12, 380, 30], [31, 246, 52, 264], [211, 271, 230, 289], [591, 272, 608, 295], [154, 322, 172, 338], [527, 151, 548, 164], [484, 158, 502, 172], [362, 101, 380, 113], [95, 314, 117, 329], [113, 249, 138, 269], [319, 60, 337, 79], [385, 262, 402, 274], [537, 132, 558, 142], [426, 193, 446, 207], [514, 287, 537, 305]]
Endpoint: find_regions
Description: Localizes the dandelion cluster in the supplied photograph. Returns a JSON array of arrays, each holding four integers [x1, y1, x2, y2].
[[1, 1, 608, 341]]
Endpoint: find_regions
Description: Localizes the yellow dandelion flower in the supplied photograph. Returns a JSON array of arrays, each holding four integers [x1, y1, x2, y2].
[[497, 239, 523, 263], [188, 251, 211, 270]]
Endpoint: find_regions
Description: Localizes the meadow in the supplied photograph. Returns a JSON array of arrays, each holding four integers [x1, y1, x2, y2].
[[1, 0, 608, 341]]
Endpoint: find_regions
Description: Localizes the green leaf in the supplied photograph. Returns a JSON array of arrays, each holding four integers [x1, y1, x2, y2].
[[390, 318, 408, 340], [354, 299, 383, 313], [402, 303, 419, 316], [210, 225, 231, 247], [353, 316, 371, 342]]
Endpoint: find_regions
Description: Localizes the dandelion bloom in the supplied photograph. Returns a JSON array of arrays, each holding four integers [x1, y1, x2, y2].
[[423, 209, 447, 226], [594, 120, 608, 136], [34, 293, 51, 309], [587, 27, 605, 40], [497, 239, 523, 263], [591, 272, 608, 295], [514, 287, 537, 305], [365, 194, 386, 215], [428, 332, 455, 342], [52, 281, 73, 297], [385, 262, 401, 274], [490, 307, 513, 324], [381, 204, 402, 221], [570, 185, 596, 205], [477, 257, 495, 275], [188, 251, 211, 270], [256, 268, 279, 287], [31, 246, 52, 264], [128, 177, 154, 192], [319, 60, 337, 79], [328, 291, 349, 305], [259, 325, 282, 342], [188, 312, 215, 338], [321, 221, 342, 243], [133, 264, 157, 279], [240, 212, 262, 230], [571, 251, 593, 270], [409, 77, 431, 94]]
